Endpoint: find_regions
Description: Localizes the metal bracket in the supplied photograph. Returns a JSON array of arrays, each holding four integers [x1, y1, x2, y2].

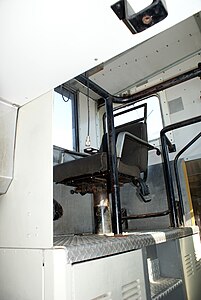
[[111, 0, 168, 34]]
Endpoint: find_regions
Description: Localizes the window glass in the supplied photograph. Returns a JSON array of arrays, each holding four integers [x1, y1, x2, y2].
[[114, 96, 163, 141], [53, 88, 77, 150]]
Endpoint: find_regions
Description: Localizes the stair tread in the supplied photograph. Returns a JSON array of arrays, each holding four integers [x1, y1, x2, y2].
[[151, 277, 182, 299]]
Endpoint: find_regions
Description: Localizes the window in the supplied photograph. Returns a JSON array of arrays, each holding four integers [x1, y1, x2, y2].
[[114, 95, 163, 142], [53, 87, 78, 151]]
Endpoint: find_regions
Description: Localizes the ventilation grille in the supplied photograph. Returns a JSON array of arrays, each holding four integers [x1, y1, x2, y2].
[[184, 254, 194, 277], [122, 280, 141, 300], [91, 292, 112, 300], [168, 97, 184, 114], [194, 251, 201, 272], [195, 259, 201, 272]]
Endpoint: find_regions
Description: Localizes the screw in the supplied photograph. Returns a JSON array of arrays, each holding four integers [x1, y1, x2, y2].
[[142, 15, 152, 25]]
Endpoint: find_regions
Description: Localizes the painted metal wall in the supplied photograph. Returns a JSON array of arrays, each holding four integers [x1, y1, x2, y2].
[[152, 55, 201, 165], [0, 91, 53, 248]]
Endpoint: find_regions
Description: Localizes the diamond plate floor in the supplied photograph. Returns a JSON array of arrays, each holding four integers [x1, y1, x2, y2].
[[151, 277, 183, 300], [53, 227, 198, 264]]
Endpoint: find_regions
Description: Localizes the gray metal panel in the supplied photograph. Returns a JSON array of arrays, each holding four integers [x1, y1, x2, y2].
[[91, 15, 201, 95], [121, 162, 170, 230], [168, 97, 184, 114], [53, 183, 94, 235], [53, 227, 198, 264]]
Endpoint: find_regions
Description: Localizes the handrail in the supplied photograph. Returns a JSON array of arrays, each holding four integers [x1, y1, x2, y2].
[[116, 131, 161, 158], [174, 131, 201, 225], [76, 63, 201, 105], [160, 115, 201, 227]]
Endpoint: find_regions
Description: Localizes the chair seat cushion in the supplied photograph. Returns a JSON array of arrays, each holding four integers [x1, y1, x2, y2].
[[54, 151, 141, 185], [54, 152, 108, 183]]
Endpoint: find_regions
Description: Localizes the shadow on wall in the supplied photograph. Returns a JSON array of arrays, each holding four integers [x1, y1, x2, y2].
[[53, 183, 94, 235]]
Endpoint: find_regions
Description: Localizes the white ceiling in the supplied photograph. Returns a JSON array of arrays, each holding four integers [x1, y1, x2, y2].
[[0, 0, 201, 106]]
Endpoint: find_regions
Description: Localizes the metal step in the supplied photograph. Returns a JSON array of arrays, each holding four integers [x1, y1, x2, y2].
[[147, 258, 183, 299], [151, 277, 183, 300]]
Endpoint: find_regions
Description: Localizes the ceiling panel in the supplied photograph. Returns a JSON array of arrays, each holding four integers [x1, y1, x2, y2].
[[91, 14, 201, 95]]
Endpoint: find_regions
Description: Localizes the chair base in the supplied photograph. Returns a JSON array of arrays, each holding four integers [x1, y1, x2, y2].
[[93, 189, 112, 235]]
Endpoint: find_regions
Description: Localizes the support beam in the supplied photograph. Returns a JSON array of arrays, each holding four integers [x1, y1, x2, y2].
[[105, 97, 122, 234], [76, 63, 201, 106]]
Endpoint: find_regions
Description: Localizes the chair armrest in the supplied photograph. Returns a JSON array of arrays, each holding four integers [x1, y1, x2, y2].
[[116, 131, 161, 158]]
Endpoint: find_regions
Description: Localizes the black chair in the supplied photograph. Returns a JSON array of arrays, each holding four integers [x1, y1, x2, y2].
[[53, 121, 160, 200], [53, 120, 160, 233]]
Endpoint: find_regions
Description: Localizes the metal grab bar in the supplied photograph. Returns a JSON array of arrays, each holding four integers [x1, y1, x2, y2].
[[160, 115, 201, 227], [174, 131, 201, 225], [76, 63, 201, 105], [116, 131, 161, 158]]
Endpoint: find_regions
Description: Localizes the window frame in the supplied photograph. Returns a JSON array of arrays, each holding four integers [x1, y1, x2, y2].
[[111, 94, 164, 144], [54, 86, 79, 151]]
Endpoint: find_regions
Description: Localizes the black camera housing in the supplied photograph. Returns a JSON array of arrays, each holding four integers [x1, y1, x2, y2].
[[111, 0, 168, 34]]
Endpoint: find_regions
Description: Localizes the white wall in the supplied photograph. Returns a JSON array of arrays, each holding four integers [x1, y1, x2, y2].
[[0, 91, 53, 248], [0, 249, 44, 300]]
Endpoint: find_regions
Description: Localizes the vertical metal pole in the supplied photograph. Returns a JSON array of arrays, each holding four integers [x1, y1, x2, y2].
[[161, 134, 178, 227], [160, 116, 201, 228], [105, 97, 122, 234]]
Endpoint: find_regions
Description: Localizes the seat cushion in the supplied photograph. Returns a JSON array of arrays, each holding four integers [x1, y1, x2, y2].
[[53, 152, 108, 183]]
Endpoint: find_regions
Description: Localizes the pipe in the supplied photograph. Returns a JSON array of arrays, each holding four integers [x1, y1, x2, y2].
[[76, 74, 110, 99], [161, 133, 179, 227], [174, 131, 201, 225], [160, 115, 201, 227], [105, 97, 122, 234], [76, 63, 201, 105]]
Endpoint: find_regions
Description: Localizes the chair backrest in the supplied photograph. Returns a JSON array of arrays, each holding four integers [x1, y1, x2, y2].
[[116, 121, 148, 172], [53, 121, 148, 185], [100, 121, 148, 174]]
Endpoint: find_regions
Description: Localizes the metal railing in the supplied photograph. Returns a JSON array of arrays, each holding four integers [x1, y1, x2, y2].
[[160, 116, 201, 227], [76, 64, 201, 234]]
